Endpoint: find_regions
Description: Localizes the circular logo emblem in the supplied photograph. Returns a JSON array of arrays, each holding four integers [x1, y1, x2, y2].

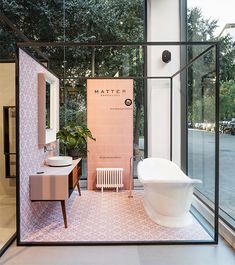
[[125, 99, 132, 106]]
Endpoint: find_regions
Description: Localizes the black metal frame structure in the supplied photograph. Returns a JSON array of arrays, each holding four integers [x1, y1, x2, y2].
[[0, 233, 16, 257], [179, 0, 187, 173], [15, 41, 219, 246]]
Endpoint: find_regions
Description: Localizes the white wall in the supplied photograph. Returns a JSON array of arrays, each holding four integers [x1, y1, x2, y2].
[[147, 0, 181, 166], [0, 63, 16, 196]]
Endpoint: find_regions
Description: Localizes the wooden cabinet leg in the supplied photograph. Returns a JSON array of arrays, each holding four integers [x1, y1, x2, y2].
[[77, 181, 81, 196], [60, 200, 68, 228]]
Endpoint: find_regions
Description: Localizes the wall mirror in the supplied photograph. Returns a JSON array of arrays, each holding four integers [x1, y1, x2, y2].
[[38, 73, 59, 148], [45, 81, 51, 129]]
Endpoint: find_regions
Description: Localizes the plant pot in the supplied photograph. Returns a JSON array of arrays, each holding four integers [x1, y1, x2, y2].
[[67, 148, 80, 160]]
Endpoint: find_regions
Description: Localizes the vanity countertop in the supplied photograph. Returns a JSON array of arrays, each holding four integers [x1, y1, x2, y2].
[[32, 158, 82, 177]]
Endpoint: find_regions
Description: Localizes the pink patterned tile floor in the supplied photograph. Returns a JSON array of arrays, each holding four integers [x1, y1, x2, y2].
[[24, 190, 211, 242]]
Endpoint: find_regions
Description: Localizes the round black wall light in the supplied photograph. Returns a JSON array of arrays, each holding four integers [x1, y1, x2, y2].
[[162, 50, 171, 63]]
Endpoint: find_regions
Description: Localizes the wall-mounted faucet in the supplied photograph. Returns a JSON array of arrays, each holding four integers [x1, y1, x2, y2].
[[44, 145, 54, 153]]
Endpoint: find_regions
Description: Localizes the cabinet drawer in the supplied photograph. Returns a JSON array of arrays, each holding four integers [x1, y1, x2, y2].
[[30, 175, 68, 200]]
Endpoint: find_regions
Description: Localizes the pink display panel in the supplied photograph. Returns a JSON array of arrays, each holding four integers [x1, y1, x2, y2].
[[87, 79, 133, 190]]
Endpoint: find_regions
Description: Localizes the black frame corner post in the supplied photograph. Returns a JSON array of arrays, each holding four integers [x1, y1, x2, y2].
[[170, 77, 173, 161], [179, 0, 188, 173], [214, 42, 220, 243], [143, 0, 148, 158]]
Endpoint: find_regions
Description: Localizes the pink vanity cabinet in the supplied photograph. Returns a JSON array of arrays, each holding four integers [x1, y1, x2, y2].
[[30, 158, 82, 228]]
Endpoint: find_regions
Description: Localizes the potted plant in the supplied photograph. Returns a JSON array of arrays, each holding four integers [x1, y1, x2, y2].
[[57, 124, 96, 159]]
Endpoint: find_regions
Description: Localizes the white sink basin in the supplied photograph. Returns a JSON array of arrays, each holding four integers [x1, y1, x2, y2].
[[47, 156, 73, 167]]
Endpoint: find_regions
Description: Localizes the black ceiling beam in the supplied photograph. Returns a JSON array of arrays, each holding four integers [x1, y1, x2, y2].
[[16, 41, 218, 48]]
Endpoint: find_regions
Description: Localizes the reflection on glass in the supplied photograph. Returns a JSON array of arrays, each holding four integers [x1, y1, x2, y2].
[[187, 47, 216, 205], [0, 64, 16, 252], [46, 81, 51, 129], [3, 107, 16, 178], [60, 62, 145, 179], [187, 2, 235, 225]]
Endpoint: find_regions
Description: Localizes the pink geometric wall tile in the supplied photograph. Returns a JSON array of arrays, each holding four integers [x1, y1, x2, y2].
[[19, 49, 59, 240]]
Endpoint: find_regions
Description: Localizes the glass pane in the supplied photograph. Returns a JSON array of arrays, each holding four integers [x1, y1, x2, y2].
[[56, 46, 145, 179], [188, 46, 216, 199], [1, 0, 64, 42], [0, 67, 16, 250], [188, 0, 235, 227], [65, 0, 144, 42]]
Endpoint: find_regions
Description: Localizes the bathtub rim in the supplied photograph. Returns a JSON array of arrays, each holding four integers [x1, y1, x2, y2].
[[138, 176, 202, 184], [138, 178, 202, 184]]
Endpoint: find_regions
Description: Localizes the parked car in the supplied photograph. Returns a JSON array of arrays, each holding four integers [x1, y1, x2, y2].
[[219, 121, 229, 133], [223, 122, 235, 135], [188, 121, 192, 128]]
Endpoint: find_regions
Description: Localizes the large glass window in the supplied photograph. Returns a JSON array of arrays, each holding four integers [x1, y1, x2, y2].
[[0, 0, 145, 182], [187, 0, 235, 228], [59, 45, 145, 179]]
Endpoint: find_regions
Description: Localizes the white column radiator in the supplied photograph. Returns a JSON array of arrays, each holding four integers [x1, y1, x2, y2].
[[96, 168, 124, 192]]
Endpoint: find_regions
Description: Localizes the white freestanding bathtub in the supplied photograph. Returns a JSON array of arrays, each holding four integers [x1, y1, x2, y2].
[[137, 158, 202, 227]]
